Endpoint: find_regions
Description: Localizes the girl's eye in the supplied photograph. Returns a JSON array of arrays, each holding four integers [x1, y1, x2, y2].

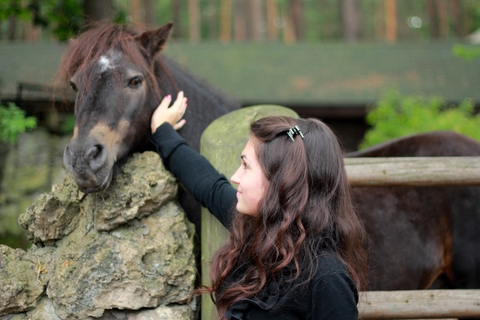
[[128, 76, 143, 88]]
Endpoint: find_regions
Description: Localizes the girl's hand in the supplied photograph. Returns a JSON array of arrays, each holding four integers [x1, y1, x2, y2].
[[151, 91, 188, 133]]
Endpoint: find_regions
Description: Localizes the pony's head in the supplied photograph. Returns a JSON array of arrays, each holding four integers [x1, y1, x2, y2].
[[60, 22, 173, 193]]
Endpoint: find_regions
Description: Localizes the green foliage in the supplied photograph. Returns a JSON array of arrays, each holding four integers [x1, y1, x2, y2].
[[359, 91, 480, 149], [60, 114, 75, 134], [2, 0, 128, 42], [453, 44, 480, 61], [0, 102, 37, 144], [44, 0, 84, 42], [0, 0, 31, 22]]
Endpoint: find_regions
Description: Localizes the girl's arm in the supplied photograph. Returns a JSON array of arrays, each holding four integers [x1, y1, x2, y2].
[[149, 94, 237, 228]]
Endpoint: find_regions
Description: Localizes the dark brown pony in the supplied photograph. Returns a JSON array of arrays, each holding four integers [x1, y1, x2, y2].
[[346, 131, 480, 294], [59, 23, 239, 226]]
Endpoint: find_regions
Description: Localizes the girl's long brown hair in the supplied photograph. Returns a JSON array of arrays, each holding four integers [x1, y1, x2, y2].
[[198, 116, 368, 319]]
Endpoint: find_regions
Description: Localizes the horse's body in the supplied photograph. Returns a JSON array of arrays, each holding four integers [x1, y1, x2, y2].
[[346, 131, 480, 291], [60, 23, 239, 227]]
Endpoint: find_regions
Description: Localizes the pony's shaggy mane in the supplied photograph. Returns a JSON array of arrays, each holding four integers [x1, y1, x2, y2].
[[56, 24, 163, 99]]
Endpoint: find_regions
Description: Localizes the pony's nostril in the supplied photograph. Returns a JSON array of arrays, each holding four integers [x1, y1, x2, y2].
[[86, 145, 100, 161], [87, 144, 108, 171]]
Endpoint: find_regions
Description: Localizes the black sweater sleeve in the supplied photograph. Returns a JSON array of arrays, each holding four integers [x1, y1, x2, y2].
[[149, 122, 237, 228]]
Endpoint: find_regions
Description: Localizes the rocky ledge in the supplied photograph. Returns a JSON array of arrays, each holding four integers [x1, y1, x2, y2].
[[0, 152, 196, 320]]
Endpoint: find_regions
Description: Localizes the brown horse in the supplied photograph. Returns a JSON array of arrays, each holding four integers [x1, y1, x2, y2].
[[59, 23, 239, 228], [346, 131, 480, 292]]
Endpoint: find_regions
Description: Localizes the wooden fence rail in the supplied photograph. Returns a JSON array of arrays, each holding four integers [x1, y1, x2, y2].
[[358, 290, 480, 319], [345, 157, 480, 187]]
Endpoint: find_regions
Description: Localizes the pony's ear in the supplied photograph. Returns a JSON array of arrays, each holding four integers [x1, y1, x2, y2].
[[135, 22, 173, 57]]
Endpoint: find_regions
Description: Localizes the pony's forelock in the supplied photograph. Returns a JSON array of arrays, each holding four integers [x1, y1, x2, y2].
[[56, 23, 162, 100]]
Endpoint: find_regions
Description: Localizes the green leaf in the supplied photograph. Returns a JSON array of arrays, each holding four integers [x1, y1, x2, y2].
[[0, 102, 37, 144]]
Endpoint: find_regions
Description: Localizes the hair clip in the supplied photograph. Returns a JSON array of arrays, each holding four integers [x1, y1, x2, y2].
[[287, 125, 304, 141]]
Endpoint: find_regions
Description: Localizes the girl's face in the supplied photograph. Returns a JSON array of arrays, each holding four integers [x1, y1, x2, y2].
[[231, 138, 269, 216]]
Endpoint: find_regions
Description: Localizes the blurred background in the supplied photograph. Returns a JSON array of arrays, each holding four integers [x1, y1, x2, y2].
[[1, 0, 480, 248], [2, 0, 480, 43]]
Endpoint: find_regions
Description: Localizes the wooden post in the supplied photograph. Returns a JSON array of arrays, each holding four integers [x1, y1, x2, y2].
[[200, 105, 298, 320]]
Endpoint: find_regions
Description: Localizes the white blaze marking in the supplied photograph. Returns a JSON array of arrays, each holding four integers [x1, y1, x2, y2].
[[98, 55, 114, 72]]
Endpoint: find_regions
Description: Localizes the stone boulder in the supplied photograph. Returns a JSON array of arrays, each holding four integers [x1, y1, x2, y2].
[[0, 245, 45, 316], [0, 152, 196, 320]]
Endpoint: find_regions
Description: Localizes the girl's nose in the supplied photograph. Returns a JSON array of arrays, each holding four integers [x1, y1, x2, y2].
[[230, 166, 241, 185]]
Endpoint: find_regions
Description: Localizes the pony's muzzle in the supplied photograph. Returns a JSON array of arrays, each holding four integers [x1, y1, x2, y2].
[[63, 138, 112, 193]]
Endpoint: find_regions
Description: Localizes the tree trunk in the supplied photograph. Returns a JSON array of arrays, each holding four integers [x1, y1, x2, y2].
[[20, 0, 33, 41], [266, 0, 279, 41], [129, 0, 144, 23], [171, 0, 183, 39], [188, 0, 200, 43], [250, 0, 263, 41], [340, 0, 362, 41], [427, 0, 440, 38], [143, 0, 156, 26], [385, 0, 397, 42], [219, 0, 233, 43], [206, 0, 218, 40], [450, 0, 463, 38], [464, 0, 473, 37], [437, 0, 448, 38], [289, 0, 303, 40], [374, 0, 384, 40], [283, 13, 296, 43], [7, 15, 17, 41], [84, 0, 113, 22], [234, 0, 246, 41], [244, 0, 253, 40]]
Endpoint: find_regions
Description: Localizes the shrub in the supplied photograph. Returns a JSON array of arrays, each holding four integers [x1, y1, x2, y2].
[[359, 91, 480, 149], [0, 102, 37, 144]]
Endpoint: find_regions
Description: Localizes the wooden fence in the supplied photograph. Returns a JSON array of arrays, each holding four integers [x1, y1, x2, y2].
[[347, 157, 480, 319], [200, 105, 480, 320]]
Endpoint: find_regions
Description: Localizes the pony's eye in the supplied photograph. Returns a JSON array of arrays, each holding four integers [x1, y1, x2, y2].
[[69, 81, 78, 92], [128, 76, 143, 88]]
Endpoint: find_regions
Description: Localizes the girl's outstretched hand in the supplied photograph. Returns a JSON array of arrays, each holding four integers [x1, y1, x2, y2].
[[151, 91, 188, 133]]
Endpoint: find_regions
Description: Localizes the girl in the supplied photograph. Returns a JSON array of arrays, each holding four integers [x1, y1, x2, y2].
[[149, 92, 367, 320]]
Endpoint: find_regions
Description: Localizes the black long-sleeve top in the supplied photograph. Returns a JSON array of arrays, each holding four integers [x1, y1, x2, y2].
[[150, 123, 359, 320]]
